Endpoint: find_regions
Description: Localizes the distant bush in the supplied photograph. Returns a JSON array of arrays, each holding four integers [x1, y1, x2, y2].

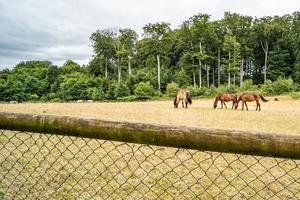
[[217, 85, 237, 94], [134, 82, 155, 99], [28, 94, 39, 101], [87, 87, 104, 100], [203, 87, 218, 97], [117, 95, 137, 101], [290, 92, 300, 100], [166, 82, 179, 97], [41, 92, 58, 101], [114, 82, 131, 99], [50, 98, 63, 103], [186, 86, 203, 96], [261, 78, 294, 95]]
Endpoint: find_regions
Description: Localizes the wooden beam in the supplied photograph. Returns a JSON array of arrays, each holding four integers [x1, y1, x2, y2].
[[0, 112, 299, 159]]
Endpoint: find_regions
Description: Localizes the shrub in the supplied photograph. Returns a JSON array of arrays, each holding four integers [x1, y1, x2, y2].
[[290, 92, 300, 100], [239, 80, 254, 92], [261, 78, 294, 95], [186, 86, 202, 96], [203, 87, 218, 97], [114, 82, 131, 98], [116, 95, 137, 101], [166, 82, 179, 97], [41, 92, 58, 101], [87, 87, 104, 101], [175, 69, 191, 87], [28, 94, 39, 101], [106, 81, 117, 100], [134, 82, 155, 99], [50, 98, 63, 103]]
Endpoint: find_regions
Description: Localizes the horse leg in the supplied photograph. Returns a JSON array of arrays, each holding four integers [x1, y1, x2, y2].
[[242, 101, 244, 110], [245, 102, 248, 111], [185, 101, 188, 109], [224, 102, 227, 109], [232, 101, 234, 109], [258, 101, 261, 111], [182, 100, 184, 108], [221, 101, 223, 109]]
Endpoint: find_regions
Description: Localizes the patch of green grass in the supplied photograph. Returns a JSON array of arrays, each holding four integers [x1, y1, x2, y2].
[[290, 92, 300, 100]]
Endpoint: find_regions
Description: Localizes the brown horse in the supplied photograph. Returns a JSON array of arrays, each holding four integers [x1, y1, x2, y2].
[[213, 93, 237, 109], [234, 93, 269, 111], [174, 89, 192, 109]]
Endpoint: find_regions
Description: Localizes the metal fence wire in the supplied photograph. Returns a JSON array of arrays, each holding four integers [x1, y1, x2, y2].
[[0, 130, 299, 200]]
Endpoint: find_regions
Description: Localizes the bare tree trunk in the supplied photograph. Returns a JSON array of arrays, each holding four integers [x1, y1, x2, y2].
[[157, 54, 161, 91], [199, 42, 202, 88], [117, 56, 121, 83], [105, 59, 108, 79], [264, 49, 268, 84], [233, 73, 236, 87], [217, 48, 220, 87], [212, 66, 215, 87], [261, 40, 269, 84], [240, 58, 244, 86], [199, 60, 202, 88], [206, 64, 209, 87], [228, 50, 231, 87], [193, 70, 196, 87], [128, 56, 132, 75]]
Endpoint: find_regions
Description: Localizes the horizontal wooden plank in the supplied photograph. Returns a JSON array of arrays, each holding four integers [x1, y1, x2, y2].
[[0, 112, 299, 159]]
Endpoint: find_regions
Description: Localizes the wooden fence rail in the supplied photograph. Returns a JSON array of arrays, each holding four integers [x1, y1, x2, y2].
[[0, 112, 299, 159]]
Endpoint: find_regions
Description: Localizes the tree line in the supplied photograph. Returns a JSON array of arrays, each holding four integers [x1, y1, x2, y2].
[[0, 12, 300, 102]]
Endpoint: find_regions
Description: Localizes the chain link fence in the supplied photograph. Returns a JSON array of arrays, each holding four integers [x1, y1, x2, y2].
[[1, 129, 300, 200]]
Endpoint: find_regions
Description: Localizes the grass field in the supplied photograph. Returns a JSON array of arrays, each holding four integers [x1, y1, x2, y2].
[[0, 95, 299, 134], [1, 96, 300, 199]]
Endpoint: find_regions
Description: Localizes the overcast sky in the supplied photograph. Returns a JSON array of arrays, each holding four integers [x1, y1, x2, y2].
[[0, 0, 299, 68]]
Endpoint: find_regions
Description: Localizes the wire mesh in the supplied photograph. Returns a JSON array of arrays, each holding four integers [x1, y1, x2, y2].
[[0, 129, 299, 200]]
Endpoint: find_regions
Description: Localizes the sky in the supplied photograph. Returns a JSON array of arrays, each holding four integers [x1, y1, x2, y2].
[[0, 0, 299, 69]]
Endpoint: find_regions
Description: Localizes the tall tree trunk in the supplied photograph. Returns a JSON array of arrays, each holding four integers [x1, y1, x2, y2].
[[157, 54, 161, 91], [233, 73, 236, 87], [193, 70, 196, 87], [206, 64, 209, 87], [199, 42, 202, 88], [199, 60, 202, 88], [240, 58, 244, 86], [261, 40, 269, 84], [212, 66, 215, 86], [117, 56, 121, 83], [128, 56, 132, 75], [228, 50, 231, 87], [105, 59, 108, 79], [217, 48, 220, 87]]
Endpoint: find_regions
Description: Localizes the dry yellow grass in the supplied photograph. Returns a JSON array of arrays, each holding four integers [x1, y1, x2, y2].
[[0, 96, 299, 134], [1, 97, 300, 199]]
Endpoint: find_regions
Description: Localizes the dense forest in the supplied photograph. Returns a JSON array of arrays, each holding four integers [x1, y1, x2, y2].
[[0, 12, 300, 102]]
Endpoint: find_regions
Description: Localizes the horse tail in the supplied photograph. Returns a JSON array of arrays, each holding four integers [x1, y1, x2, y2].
[[186, 91, 192, 105], [260, 95, 269, 102]]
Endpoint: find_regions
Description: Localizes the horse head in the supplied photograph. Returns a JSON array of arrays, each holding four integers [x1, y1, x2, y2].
[[213, 101, 218, 109], [234, 101, 239, 110], [186, 91, 192, 105]]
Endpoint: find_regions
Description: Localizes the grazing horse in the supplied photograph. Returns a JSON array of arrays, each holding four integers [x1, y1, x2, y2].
[[174, 89, 192, 109], [213, 93, 237, 109], [234, 93, 269, 111]]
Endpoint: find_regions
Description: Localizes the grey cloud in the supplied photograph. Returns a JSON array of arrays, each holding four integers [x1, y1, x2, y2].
[[0, 0, 299, 68]]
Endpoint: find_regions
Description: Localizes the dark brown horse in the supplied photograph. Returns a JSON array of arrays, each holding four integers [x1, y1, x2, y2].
[[213, 93, 237, 109], [234, 93, 269, 111], [174, 89, 192, 109]]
